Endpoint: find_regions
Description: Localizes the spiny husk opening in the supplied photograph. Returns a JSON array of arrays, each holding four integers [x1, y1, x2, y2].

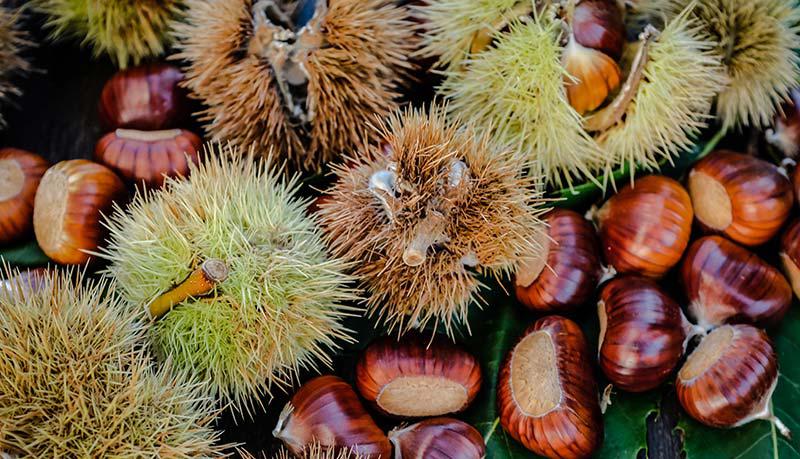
[[30, 0, 182, 68], [0, 267, 227, 457], [418, 1, 726, 188], [98, 144, 360, 416], [319, 104, 546, 335], [173, 0, 416, 171], [0, 6, 30, 128], [636, 0, 800, 130]]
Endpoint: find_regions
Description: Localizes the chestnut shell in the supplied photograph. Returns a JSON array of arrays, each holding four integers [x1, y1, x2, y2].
[[0, 148, 48, 244], [389, 417, 486, 459], [572, 0, 625, 59]]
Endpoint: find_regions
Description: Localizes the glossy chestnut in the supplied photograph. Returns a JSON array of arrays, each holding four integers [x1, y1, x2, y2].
[[780, 218, 800, 299], [597, 175, 693, 278], [498, 316, 602, 458], [389, 417, 486, 459], [571, 0, 625, 59], [0, 148, 48, 244], [688, 150, 793, 246], [515, 209, 601, 312], [766, 87, 800, 157], [681, 235, 791, 329], [356, 333, 481, 418]]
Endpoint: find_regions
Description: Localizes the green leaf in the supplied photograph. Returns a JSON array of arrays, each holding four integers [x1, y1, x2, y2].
[[0, 239, 50, 267], [598, 390, 660, 459], [679, 307, 800, 458]]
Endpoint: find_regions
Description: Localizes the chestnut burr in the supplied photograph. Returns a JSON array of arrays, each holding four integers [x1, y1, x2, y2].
[[682, 235, 791, 330], [273, 375, 391, 458], [598, 276, 694, 392], [597, 175, 693, 278], [356, 333, 481, 418], [688, 150, 793, 246], [515, 209, 601, 313], [498, 316, 602, 459], [676, 324, 789, 437], [0, 148, 48, 244], [389, 417, 486, 459]]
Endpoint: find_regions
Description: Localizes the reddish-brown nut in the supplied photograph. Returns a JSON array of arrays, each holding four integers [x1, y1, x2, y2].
[[0, 148, 49, 244], [273, 375, 392, 458], [356, 333, 481, 418], [682, 235, 791, 330], [780, 218, 800, 299], [766, 88, 800, 157], [676, 324, 789, 437], [598, 276, 695, 392], [515, 209, 601, 312], [94, 128, 202, 188], [688, 150, 793, 246], [33, 160, 126, 265], [498, 316, 602, 459], [597, 175, 693, 278], [389, 417, 486, 459], [98, 63, 187, 130], [571, 0, 625, 59]]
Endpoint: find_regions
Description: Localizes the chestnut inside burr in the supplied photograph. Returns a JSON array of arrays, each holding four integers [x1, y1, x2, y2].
[[514, 228, 551, 288], [679, 325, 734, 381], [33, 170, 69, 252], [376, 376, 468, 417], [0, 159, 24, 201], [688, 170, 732, 231], [115, 128, 183, 142], [510, 330, 561, 416], [780, 252, 800, 298]]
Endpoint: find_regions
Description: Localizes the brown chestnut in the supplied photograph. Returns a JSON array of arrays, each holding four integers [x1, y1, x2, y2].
[[598, 276, 696, 392], [515, 209, 601, 313], [681, 235, 791, 330], [98, 63, 187, 130], [597, 175, 693, 278], [356, 333, 481, 418], [766, 88, 800, 157], [688, 150, 793, 246], [273, 375, 391, 458], [780, 218, 800, 299], [676, 324, 789, 437], [498, 316, 602, 458], [94, 128, 202, 188], [0, 148, 48, 244], [571, 0, 625, 60], [33, 160, 126, 265], [389, 417, 486, 459]]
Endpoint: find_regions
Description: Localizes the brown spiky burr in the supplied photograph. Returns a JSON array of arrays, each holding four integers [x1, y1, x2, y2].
[[319, 105, 545, 334], [173, 0, 416, 170]]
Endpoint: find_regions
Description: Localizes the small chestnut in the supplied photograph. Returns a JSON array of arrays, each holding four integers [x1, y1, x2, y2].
[[766, 87, 800, 157], [389, 417, 486, 459], [598, 276, 694, 392], [98, 63, 188, 130], [688, 150, 793, 246], [33, 160, 126, 265], [676, 324, 789, 437], [356, 333, 481, 418], [0, 148, 48, 244], [597, 175, 693, 278], [94, 128, 202, 187], [571, 0, 625, 60], [273, 375, 391, 458], [515, 209, 601, 313], [780, 218, 800, 299], [681, 235, 791, 330], [498, 316, 602, 458]]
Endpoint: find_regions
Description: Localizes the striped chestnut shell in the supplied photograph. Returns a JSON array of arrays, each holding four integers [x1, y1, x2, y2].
[[676, 324, 788, 436], [356, 333, 481, 418], [688, 150, 793, 246], [0, 148, 48, 244], [388, 417, 486, 459], [598, 276, 690, 392], [498, 316, 602, 458], [597, 175, 693, 278], [681, 235, 791, 330], [780, 218, 800, 299], [515, 209, 601, 313]]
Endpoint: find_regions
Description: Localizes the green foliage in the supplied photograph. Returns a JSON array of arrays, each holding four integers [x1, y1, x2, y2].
[[0, 239, 49, 267]]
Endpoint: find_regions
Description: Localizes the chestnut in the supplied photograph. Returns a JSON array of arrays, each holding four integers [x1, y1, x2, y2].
[[94, 128, 202, 188], [780, 218, 800, 299], [688, 150, 793, 246], [498, 316, 602, 458], [98, 63, 188, 130], [597, 175, 693, 278], [598, 276, 694, 392], [571, 0, 625, 60], [356, 333, 481, 418], [676, 324, 789, 437], [273, 375, 391, 458], [0, 148, 48, 244], [389, 417, 486, 459], [33, 160, 126, 265], [515, 209, 601, 313], [766, 87, 800, 158], [682, 235, 791, 330]]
